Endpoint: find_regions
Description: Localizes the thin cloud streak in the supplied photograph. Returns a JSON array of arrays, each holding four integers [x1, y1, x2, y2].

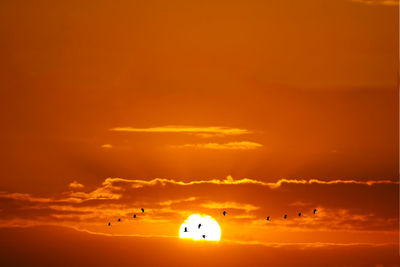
[[351, 0, 398, 5], [93, 176, 399, 192], [201, 201, 260, 212], [109, 125, 251, 137], [170, 141, 263, 150], [100, 144, 113, 148], [224, 239, 398, 248]]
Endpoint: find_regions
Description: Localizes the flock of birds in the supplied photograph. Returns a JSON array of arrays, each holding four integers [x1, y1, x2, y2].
[[108, 208, 144, 226], [107, 208, 318, 227], [265, 208, 318, 221]]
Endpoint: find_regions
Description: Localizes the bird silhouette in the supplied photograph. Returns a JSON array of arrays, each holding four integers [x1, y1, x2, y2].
[[284, 214, 287, 219], [266, 216, 270, 221], [108, 222, 111, 226], [184, 227, 188, 232], [198, 224, 202, 229], [133, 214, 136, 218], [118, 218, 121, 222], [141, 208, 145, 213], [313, 209, 317, 214], [222, 211, 227, 216], [202, 235, 206, 239], [298, 212, 302, 217]]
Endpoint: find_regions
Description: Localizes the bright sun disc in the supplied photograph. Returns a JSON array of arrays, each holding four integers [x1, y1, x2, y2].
[[179, 214, 221, 241]]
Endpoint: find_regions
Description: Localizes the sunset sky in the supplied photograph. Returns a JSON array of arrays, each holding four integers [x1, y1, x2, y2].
[[0, 0, 399, 266]]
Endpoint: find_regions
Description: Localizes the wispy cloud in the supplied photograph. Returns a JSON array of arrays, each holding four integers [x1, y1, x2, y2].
[[170, 141, 263, 150], [101, 144, 113, 148], [68, 181, 84, 190], [201, 201, 260, 212], [351, 0, 398, 5], [109, 126, 251, 137], [87, 176, 398, 191], [158, 197, 197, 207]]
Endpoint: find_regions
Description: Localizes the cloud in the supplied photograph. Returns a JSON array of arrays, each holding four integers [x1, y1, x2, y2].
[[289, 201, 313, 207], [170, 141, 263, 150], [109, 125, 251, 137], [0, 176, 398, 245], [80, 176, 397, 191], [201, 201, 260, 212], [85, 175, 270, 190], [351, 0, 399, 5], [68, 181, 84, 190], [0, 193, 52, 203], [158, 197, 197, 207], [101, 144, 113, 148]]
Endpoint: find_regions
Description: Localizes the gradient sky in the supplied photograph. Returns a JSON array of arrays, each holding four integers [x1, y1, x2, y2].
[[0, 0, 399, 266]]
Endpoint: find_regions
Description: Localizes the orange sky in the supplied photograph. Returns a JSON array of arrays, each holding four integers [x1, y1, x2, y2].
[[0, 0, 399, 266]]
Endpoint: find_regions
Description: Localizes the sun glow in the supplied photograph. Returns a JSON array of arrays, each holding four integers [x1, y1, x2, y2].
[[179, 214, 221, 241]]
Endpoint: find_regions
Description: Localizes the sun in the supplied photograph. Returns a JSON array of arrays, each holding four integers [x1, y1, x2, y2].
[[179, 214, 221, 241]]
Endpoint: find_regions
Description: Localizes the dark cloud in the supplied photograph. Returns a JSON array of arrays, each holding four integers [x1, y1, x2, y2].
[[0, 177, 397, 236]]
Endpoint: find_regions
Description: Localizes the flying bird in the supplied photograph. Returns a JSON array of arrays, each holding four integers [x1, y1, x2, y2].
[[202, 235, 206, 239], [141, 208, 145, 213], [118, 218, 121, 222], [222, 211, 227, 216], [266, 216, 270, 221], [133, 214, 136, 218], [284, 214, 287, 219], [313, 209, 317, 214], [298, 212, 302, 217], [198, 224, 202, 229], [108, 222, 111, 226]]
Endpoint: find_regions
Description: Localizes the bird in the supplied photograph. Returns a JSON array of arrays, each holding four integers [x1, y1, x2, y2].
[[198, 224, 202, 229], [133, 214, 136, 218], [222, 211, 227, 216], [184, 227, 188, 232], [118, 218, 121, 222], [141, 208, 145, 213], [298, 212, 302, 217], [202, 235, 206, 239], [313, 208, 317, 214], [284, 214, 287, 219], [108, 222, 111, 226], [266, 216, 270, 221]]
